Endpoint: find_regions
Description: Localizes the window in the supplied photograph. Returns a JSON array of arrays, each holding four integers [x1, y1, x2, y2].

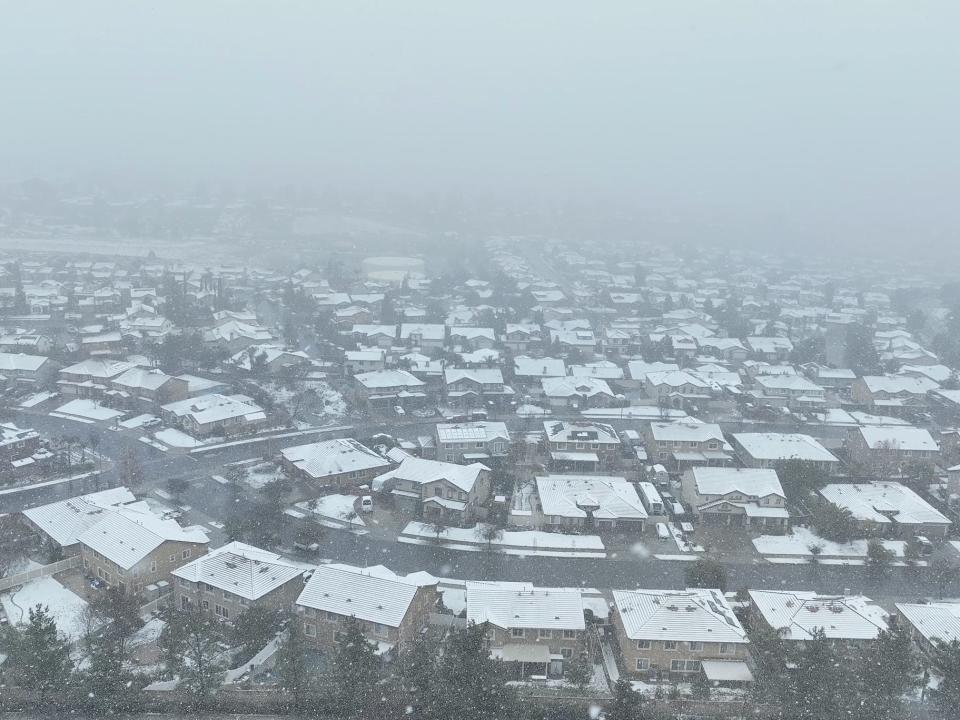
[[180, 596, 190, 610], [304, 623, 316, 637], [670, 660, 685, 672], [636, 658, 650, 671], [720, 643, 734, 655], [511, 628, 525, 638], [663, 640, 677, 651], [240, 597, 249, 606], [563, 629, 577, 639], [182, 549, 191, 560], [374, 623, 387, 636], [202, 600, 209, 610], [539, 628, 552, 638], [685, 660, 700, 671], [688, 641, 703, 651], [636, 639, 651, 650], [560, 648, 573, 659], [169, 554, 176, 562]]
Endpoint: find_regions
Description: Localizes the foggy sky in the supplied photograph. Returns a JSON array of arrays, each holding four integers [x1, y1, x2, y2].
[[1, 1, 958, 249]]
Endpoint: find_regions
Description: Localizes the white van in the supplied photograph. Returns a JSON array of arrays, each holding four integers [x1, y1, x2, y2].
[[655, 523, 670, 541], [360, 495, 374, 513]]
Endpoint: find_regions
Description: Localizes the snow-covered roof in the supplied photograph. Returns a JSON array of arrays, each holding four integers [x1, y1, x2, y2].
[[161, 394, 266, 425], [374, 456, 488, 493], [649, 421, 726, 444], [112, 367, 175, 392], [78, 505, 208, 569], [23, 487, 137, 547], [536, 475, 648, 521], [895, 602, 960, 645], [755, 374, 824, 393], [689, 467, 785, 498], [568, 361, 624, 380], [0, 352, 48, 372], [627, 360, 680, 381], [281, 438, 391, 480], [860, 375, 939, 395], [443, 368, 504, 385], [855, 425, 938, 452], [748, 590, 887, 641], [544, 420, 619, 444], [435, 421, 509, 444], [613, 588, 747, 643], [172, 541, 306, 600], [541, 375, 613, 399], [465, 581, 585, 630], [645, 370, 710, 389], [296, 563, 435, 627], [733, 433, 839, 463], [399, 323, 446, 341], [819, 482, 951, 526], [354, 369, 425, 390], [514, 356, 566, 378], [61, 358, 137, 379]]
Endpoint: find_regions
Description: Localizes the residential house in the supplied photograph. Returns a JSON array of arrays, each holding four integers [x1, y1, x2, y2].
[[350, 324, 398, 348], [541, 376, 615, 409], [0, 352, 52, 384], [0, 334, 53, 355], [503, 324, 541, 353], [465, 581, 586, 677], [443, 368, 514, 410], [79, 505, 209, 594], [543, 420, 622, 472], [110, 368, 190, 407], [534, 475, 647, 532], [0, 423, 41, 464], [353, 369, 427, 411], [696, 338, 749, 364], [748, 590, 888, 647], [400, 323, 446, 351], [58, 359, 138, 397], [752, 374, 826, 410], [449, 327, 496, 350], [611, 589, 750, 680], [895, 602, 960, 656], [21, 487, 138, 556], [680, 467, 789, 532], [232, 345, 311, 374], [435, 421, 510, 463], [173, 541, 308, 620], [851, 375, 939, 412], [373, 456, 491, 522], [295, 563, 439, 653], [819, 481, 951, 538], [344, 349, 387, 374], [160, 394, 267, 438], [645, 421, 733, 471], [644, 370, 712, 409], [731, 433, 840, 474], [845, 425, 940, 470], [745, 337, 794, 362], [281, 438, 392, 489]]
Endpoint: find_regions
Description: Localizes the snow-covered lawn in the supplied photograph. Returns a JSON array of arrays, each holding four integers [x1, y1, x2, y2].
[[154, 428, 205, 448], [754, 526, 906, 559], [120, 413, 159, 429], [1, 576, 91, 642], [54, 399, 125, 421], [294, 495, 364, 529], [245, 461, 285, 489], [400, 522, 606, 558]]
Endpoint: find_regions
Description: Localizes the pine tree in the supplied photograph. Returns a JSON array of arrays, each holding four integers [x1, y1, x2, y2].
[[329, 616, 382, 718], [605, 677, 646, 720], [684, 556, 727, 591], [855, 625, 921, 720], [564, 651, 592, 693], [171, 606, 225, 705], [931, 639, 960, 716], [783, 628, 854, 720], [691, 669, 711, 699], [274, 619, 311, 709], [4, 604, 73, 699], [80, 588, 146, 708], [435, 623, 516, 720], [390, 631, 441, 718]]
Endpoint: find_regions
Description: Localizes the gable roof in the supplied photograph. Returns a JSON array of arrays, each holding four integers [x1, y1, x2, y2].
[[689, 467, 785, 498], [78, 506, 208, 569], [536, 475, 648, 520], [172, 541, 305, 600], [23, 487, 137, 547], [749, 590, 887, 641], [374, 456, 488, 493], [465, 581, 585, 630], [281, 438, 391, 479], [613, 588, 747, 643]]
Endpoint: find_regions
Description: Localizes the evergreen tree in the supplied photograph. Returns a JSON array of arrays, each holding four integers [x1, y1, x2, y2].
[[855, 625, 921, 720], [81, 587, 145, 703], [604, 677, 646, 720], [163, 606, 225, 705], [783, 628, 854, 720], [684, 556, 727, 591], [564, 651, 592, 693], [864, 538, 895, 581], [230, 606, 282, 664], [3, 604, 73, 699], [691, 669, 711, 699], [931, 639, 960, 716], [274, 618, 311, 709], [775, 459, 830, 501], [435, 623, 516, 720], [330, 616, 382, 718], [390, 631, 441, 718]]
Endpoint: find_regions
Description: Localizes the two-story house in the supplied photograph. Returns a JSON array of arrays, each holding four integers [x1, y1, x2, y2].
[[281, 438, 393, 490], [502, 324, 542, 353], [749, 590, 888, 647], [731, 433, 840, 475], [845, 425, 940, 471], [434, 421, 510, 463], [680, 467, 789, 532], [160, 394, 267, 438], [540, 376, 615, 410], [645, 421, 733, 471], [612, 589, 750, 681], [465, 581, 586, 678], [353, 369, 428, 411], [173, 541, 307, 620], [534, 475, 648, 533], [373, 456, 491, 522], [295, 563, 439, 653], [543, 420, 622, 472], [443, 368, 514, 410]]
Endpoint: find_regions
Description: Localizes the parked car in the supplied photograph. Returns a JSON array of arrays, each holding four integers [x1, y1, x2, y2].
[[360, 495, 374, 513], [655, 523, 670, 541]]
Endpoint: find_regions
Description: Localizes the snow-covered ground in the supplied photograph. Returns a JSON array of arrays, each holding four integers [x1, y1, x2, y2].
[[400, 522, 606, 558], [1, 576, 91, 642], [54, 399, 125, 422], [294, 494, 364, 529], [667, 521, 704, 553], [754, 526, 906, 559], [244, 461, 285, 489], [154, 428, 205, 448]]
